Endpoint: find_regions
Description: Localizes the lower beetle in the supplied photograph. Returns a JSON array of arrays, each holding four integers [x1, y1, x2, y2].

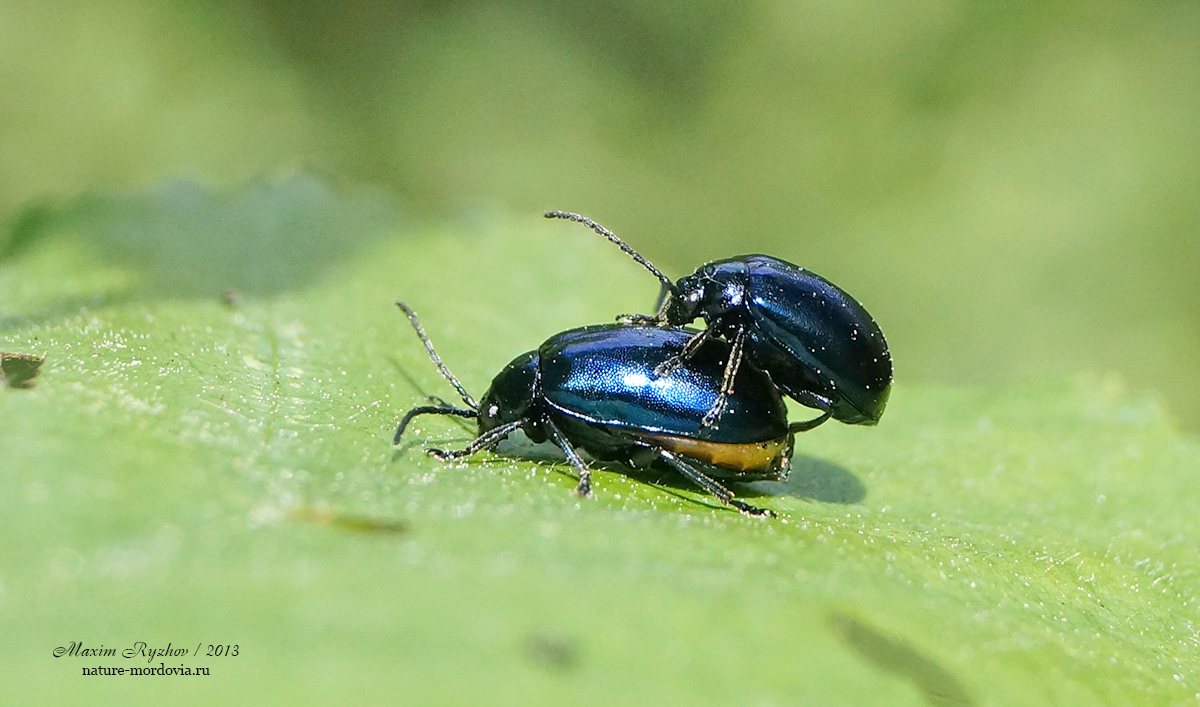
[[545, 211, 892, 429], [392, 302, 796, 517]]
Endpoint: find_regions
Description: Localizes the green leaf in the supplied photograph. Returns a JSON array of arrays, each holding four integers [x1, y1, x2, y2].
[[2, 177, 1197, 705]]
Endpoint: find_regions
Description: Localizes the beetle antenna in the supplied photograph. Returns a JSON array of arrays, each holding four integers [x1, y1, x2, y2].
[[394, 405, 477, 445], [545, 211, 678, 294], [395, 301, 479, 411]]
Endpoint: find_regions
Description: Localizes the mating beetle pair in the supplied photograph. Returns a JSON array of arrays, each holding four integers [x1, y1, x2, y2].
[[393, 214, 892, 517]]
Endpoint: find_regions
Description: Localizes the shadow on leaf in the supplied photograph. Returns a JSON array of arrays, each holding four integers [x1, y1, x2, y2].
[[742, 455, 866, 504]]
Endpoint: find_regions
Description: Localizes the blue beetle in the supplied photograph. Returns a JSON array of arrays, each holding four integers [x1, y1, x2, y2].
[[545, 212, 892, 429], [392, 302, 793, 517]]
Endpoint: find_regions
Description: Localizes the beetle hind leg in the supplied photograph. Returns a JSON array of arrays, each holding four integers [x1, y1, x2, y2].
[[657, 449, 775, 518], [788, 408, 832, 434]]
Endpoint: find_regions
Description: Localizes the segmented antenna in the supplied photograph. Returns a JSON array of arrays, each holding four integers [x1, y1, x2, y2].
[[395, 301, 478, 411], [393, 405, 477, 445], [544, 211, 678, 294]]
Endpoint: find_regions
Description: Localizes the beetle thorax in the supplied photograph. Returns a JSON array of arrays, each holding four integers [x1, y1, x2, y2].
[[696, 261, 753, 328]]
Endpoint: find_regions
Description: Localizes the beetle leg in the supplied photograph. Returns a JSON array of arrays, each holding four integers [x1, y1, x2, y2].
[[769, 432, 796, 481], [788, 408, 832, 434], [657, 450, 775, 518], [426, 419, 523, 460], [542, 418, 594, 498], [394, 405, 478, 445], [653, 325, 714, 377], [617, 313, 663, 326], [700, 327, 747, 429]]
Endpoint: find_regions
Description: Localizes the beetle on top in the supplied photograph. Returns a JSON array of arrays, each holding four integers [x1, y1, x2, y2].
[[545, 212, 893, 431]]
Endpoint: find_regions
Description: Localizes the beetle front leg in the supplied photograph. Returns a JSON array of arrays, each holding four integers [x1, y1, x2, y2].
[[617, 313, 663, 326], [652, 325, 716, 377], [542, 418, 594, 498], [700, 327, 747, 429], [426, 420, 523, 460]]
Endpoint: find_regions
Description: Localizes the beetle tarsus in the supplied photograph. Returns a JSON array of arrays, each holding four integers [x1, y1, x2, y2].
[[731, 499, 776, 518], [771, 432, 796, 481], [699, 394, 728, 429], [654, 325, 715, 378], [544, 418, 596, 499], [669, 327, 710, 369], [617, 313, 662, 326], [652, 354, 684, 378]]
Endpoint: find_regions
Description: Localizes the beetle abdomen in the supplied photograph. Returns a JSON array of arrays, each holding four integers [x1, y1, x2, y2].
[[637, 432, 789, 475]]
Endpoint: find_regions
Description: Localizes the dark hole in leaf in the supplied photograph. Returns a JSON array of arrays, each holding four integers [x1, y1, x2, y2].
[[525, 630, 578, 671], [1, 352, 45, 389], [830, 611, 975, 707]]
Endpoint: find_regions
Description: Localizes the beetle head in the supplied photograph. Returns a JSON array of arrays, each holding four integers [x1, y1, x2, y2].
[[664, 259, 752, 328], [478, 350, 541, 433], [659, 283, 705, 325]]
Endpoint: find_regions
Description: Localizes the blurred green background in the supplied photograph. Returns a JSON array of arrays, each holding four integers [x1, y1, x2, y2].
[[3, 0, 1200, 424]]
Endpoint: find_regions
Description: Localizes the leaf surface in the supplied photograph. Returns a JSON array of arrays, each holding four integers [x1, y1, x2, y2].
[[1, 178, 1197, 705]]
